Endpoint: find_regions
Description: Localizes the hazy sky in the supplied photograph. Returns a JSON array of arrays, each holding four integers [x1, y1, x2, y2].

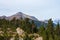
[[0, 0, 60, 20]]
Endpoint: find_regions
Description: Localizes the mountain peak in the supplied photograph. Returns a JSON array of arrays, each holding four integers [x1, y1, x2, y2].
[[15, 12, 24, 16], [17, 12, 23, 14], [13, 12, 38, 21]]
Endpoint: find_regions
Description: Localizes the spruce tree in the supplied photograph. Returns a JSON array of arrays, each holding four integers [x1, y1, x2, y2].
[[47, 19, 54, 40], [55, 22, 60, 40]]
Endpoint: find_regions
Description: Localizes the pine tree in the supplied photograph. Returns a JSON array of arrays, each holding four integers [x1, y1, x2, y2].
[[46, 19, 54, 40], [38, 25, 45, 35], [55, 22, 60, 40], [31, 20, 38, 33]]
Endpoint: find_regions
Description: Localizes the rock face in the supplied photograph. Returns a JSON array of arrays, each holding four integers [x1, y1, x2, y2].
[[16, 27, 24, 36], [10, 37, 15, 40], [16, 27, 24, 40], [34, 37, 43, 40]]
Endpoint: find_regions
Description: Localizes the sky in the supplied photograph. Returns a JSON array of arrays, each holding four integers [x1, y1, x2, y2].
[[0, 0, 60, 20]]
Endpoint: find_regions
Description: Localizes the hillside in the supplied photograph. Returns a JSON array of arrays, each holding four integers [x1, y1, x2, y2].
[[0, 12, 47, 27]]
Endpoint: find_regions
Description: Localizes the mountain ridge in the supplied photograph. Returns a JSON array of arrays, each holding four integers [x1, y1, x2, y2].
[[0, 12, 38, 21], [0, 12, 57, 27], [0, 12, 46, 27]]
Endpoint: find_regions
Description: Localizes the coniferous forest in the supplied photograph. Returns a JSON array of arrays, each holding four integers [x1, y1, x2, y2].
[[0, 18, 60, 40]]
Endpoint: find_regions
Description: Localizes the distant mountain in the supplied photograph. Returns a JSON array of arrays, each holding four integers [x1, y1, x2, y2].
[[7, 12, 38, 21], [0, 12, 45, 27], [0, 12, 38, 21], [0, 12, 56, 27], [53, 20, 60, 24], [0, 16, 6, 19]]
